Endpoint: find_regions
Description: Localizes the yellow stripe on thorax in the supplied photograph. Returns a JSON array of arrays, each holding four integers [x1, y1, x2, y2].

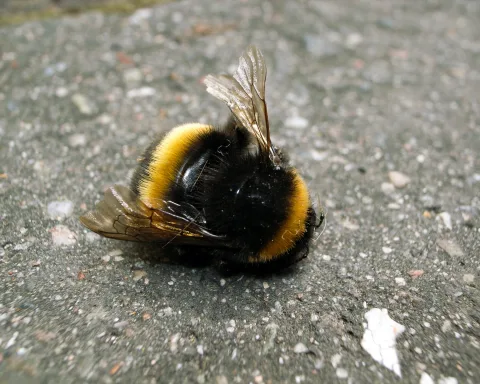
[[254, 171, 310, 263], [139, 123, 214, 209]]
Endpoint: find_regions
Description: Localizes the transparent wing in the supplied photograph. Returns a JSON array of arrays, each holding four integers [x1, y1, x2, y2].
[[205, 46, 278, 162], [80, 185, 229, 246]]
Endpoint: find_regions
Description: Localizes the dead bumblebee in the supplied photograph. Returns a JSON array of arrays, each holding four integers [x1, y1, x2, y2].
[[80, 46, 323, 268]]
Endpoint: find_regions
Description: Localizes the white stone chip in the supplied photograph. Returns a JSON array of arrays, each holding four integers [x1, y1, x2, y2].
[[388, 171, 411, 188], [293, 343, 309, 354], [48, 201, 74, 219], [361, 308, 405, 377], [127, 87, 156, 98], [420, 372, 434, 384], [438, 378, 458, 384], [51, 225, 77, 246], [336, 368, 348, 379], [438, 212, 452, 230], [285, 116, 309, 129], [72, 93, 95, 115]]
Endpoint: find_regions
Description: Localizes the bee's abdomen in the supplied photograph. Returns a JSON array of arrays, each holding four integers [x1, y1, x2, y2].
[[204, 157, 311, 263], [255, 169, 310, 262]]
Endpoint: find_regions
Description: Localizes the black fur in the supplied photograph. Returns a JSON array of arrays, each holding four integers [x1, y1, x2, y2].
[[161, 207, 320, 275]]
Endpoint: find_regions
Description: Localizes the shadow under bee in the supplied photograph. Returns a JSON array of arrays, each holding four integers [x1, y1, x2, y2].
[[132, 242, 304, 278]]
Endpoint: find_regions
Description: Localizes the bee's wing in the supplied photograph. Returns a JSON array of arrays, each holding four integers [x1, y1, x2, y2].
[[205, 46, 277, 162], [80, 185, 229, 246]]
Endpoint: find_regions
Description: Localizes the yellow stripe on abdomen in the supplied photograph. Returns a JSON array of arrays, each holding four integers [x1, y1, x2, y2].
[[255, 171, 310, 262], [138, 123, 214, 209]]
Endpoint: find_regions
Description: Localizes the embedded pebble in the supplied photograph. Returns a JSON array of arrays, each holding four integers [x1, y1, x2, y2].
[[97, 114, 113, 125], [382, 247, 393, 254], [468, 173, 480, 185], [285, 116, 309, 129], [68, 133, 87, 147], [438, 212, 452, 230], [133, 270, 147, 281], [310, 149, 329, 161], [441, 320, 452, 333], [388, 171, 411, 189], [72, 93, 96, 115], [216, 376, 228, 384], [395, 277, 406, 286], [438, 378, 458, 384], [123, 68, 143, 85], [129, 8, 152, 24], [340, 218, 359, 231], [169, 333, 180, 353], [6, 332, 18, 349], [345, 33, 363, 48], [113, 321, 129, 329], [34, 330, 56, 342], [331, 354, 342, 368], [436, 239, 464, 257], [381, 182, 395, 195], [314, 358, 323, 370], [362, 196, 373, 204], [55, 87, 69, 97], [171, 12, 183, 23], [336, 368, 348, 379], [158, 307, 173, 317], [127, 87, 156, 98], [420, 372, 435, 384], [107, 249, 123, 257], [463, 274, 474, 283], [293, 343, 309, 354], [51, 225, 77, 246], [14, 242, 32, 251], [408, 270, 424, 279], [85, 232, 101, 242], [48, 201, 74, 219], [17, 347, 27, 356]]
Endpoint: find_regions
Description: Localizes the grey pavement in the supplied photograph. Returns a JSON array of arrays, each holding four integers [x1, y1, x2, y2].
[[0, 0, 479, 383]]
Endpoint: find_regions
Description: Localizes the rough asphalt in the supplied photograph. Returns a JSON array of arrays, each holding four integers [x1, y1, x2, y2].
[[0, 0, 479, 383]]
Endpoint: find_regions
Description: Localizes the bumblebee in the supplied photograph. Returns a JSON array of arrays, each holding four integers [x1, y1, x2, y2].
[[80, 46, 323, 268]]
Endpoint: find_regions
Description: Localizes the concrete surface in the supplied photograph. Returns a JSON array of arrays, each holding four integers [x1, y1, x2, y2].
[[0, 0, 170, 26], [0, 0, 479, 383]]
